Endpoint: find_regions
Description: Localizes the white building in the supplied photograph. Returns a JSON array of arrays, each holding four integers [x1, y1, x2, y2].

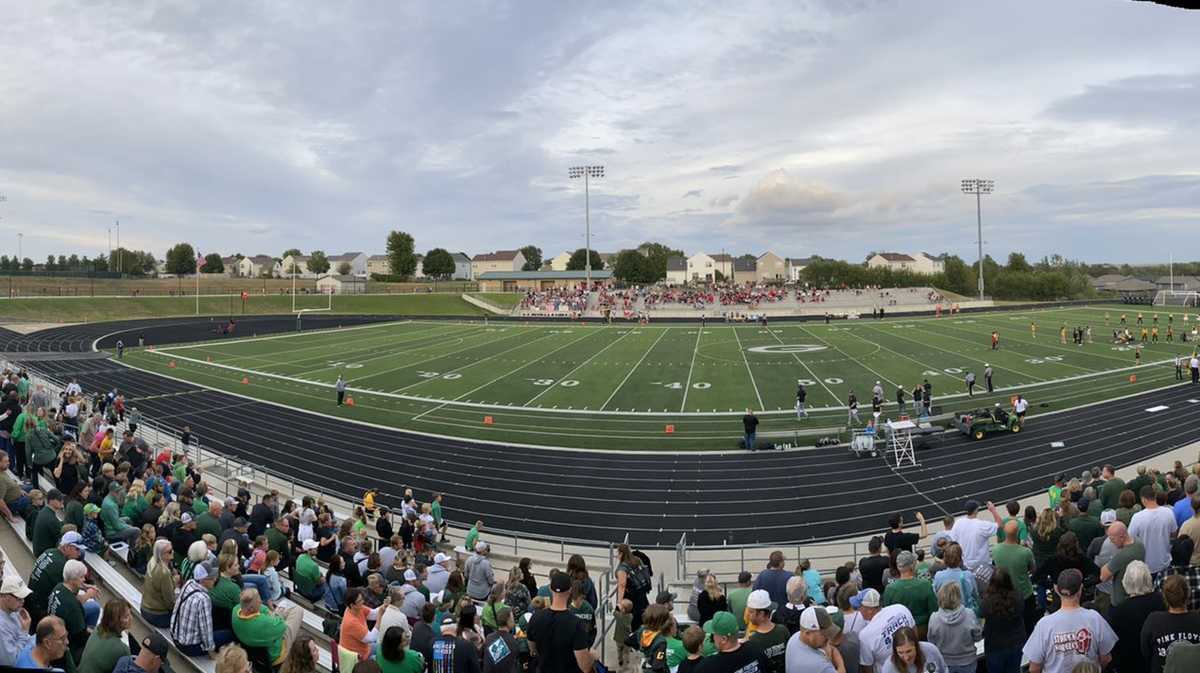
[[687, 253, 732, 282], [787, 257, 816, 282], [281, 254, 318, 279], [316, 274, 367, 294], [913, 253, 946, 274], [547, 251, 572, 271], [366, 254, 390, 276], [237, 255, 282, 278], [665, 256, 687, 285], [451, 252, 473, 280], [866, 252, 918, 271], [328, 252, 367, 277], [471, 250, 527, 277]]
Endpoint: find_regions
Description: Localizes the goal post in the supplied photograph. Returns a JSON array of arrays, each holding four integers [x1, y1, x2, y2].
[[1153, 290, 1200, 307], [294, 288, 333, 330]]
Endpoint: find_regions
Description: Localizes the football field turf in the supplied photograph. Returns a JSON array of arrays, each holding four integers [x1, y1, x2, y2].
[[123, 304, 1199, 450]]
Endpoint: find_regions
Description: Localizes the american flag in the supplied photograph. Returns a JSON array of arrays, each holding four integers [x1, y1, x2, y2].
[[196, 251, 206, 269]]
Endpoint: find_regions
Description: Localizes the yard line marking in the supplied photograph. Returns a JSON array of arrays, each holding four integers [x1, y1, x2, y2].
[[680, 327, 705, 412], [524, 327, 634, 406], [158, 319, 408, 351], [764, 326, 839, 404], [601, 329, 669, 411], [1146, 405, 1169, 412], [287, 323, 485, 376], [442, 328, 603, 402], [859, 323, 1048, 383], [933, 319, 1115, 369], [731, 326, 765, 411], [343, 326, 542, 388], [389, 329, 566, 393], [798, 324, 899, 390], [210, 322, 442, 366]]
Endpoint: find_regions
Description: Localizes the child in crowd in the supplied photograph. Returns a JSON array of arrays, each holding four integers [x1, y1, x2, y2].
[[263, 550, 285, 603], [613, 598, 634, 672], [676, 626, 705, 673]]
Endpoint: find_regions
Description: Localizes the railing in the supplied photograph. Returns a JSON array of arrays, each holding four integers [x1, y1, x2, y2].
[[677, 537, 869, 582]]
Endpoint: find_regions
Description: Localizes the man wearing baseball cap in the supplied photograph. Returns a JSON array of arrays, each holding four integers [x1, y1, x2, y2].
[[853, 588, 915, 672], [294, 539, 326, 601], [1023, 569, 1116, 673], [784, 606, 845, 673], [696, 611, 768, 673], [745, 590, 788, 673], [526, 572, 594, 673], [113, 632, 169, 673], [425, 552, 452, 596], [949, 499, 1003, 573], [27, 531, 87, 628], [0, 577, 35, 667], [32, 488, 66, 557]]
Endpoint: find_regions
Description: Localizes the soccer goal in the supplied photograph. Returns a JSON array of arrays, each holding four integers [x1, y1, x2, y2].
[[1153, 290, 1200, 307]]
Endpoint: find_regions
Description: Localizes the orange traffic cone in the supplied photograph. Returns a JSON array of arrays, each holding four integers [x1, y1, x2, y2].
[[241, 377, 250, 385], [664, 424, 675, 434], [483, 416, 494, 425], [345, 397, 355, 407]]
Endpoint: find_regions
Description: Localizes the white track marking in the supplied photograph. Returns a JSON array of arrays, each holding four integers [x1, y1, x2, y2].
[[731, 326, 765, 411], [601, 329, 669, 411], [797, 324, 899, 390], [524, 328, 633, 406], [680, 328, 705, 412]]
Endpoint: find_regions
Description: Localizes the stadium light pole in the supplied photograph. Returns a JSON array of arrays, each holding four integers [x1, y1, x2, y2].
[[961, 178, 993, 301], [568, 165, 605, 289]]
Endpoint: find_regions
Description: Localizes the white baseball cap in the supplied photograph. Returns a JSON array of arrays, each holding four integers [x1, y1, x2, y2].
[[1100, 510, 1118, 526], [302, 539, 319, 551], [746, 589, 775, 611], [404, 569, 418, 582], [799, 606, 839, 638], [0, 577, 33, 599], [433, 552, 450, 565]]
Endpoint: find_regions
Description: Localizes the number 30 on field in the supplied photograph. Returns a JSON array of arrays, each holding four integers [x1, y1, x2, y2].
[[528, 378, 580, 387]]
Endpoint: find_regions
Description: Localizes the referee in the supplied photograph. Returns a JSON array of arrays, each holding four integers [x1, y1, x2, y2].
[[335, 374, 348, 406], [795, 381, 807, 419]]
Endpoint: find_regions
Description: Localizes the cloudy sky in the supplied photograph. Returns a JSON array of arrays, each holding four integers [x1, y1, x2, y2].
[[1, 0, 1198, 265]]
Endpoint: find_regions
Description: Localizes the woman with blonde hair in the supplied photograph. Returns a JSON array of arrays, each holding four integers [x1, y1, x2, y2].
[[932, 543, 980, 615], [927, 581, 981, 673], [141, 538, 177, 627], [122, 479, 147, 520], [127, 523, 157, 575], [214, 643, 251, 673], [503, 565, 531, 617], [695, 573, 728, 627]]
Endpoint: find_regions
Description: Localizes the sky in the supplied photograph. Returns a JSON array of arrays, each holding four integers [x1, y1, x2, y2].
[[1, 0, 1198, 266]]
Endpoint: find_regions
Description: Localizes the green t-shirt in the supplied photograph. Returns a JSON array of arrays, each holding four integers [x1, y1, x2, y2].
[[49, 583, 87, 660], [881, 578, 938, 627], [295, 553, 323, 594], [431, 501, 443, 524], [996, 517, 1029, 544], [28, 549, 67, 612], [465, 526, 479, 551], [666, 637, 687, 669], [1101, 478, 1126, 510], [173, 461, 188, 484], [1066, 514, 1105, 552], [78, 631, 130, 673], [727, 587, 752, 629], [569, 600, 595, 630], [376, 646, 425, 673], [1108, 540, 1146, 607], [990, 542, 1035, 600], [33, 505, 64, 557], [1048, 485, 1064, 510], [747, 624, 790, 673], [232, 605, 288, 663], [196, 512, 222, 540], [209, 576, 243, 610]]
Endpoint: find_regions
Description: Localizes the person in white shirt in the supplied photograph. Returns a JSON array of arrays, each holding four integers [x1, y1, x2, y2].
[[1129, 485, 1178, 576], [376, 585, 411, 635], [854, 589, 916, 673], [0, 577, 36, 667], [65, 379, 82, 397], [949, 500, 1003, 572], [425, 552, 452, 596], [1023, 569, 1116, 673]]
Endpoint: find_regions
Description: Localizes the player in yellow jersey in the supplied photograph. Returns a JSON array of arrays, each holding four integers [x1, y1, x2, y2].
[[1031, 321, 1037, 338]]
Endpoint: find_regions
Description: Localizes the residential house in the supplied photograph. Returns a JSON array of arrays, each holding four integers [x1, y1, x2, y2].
[[687, 253, 733, 282], [413, 254, 425, 278], [220, 256, 239, 277], [237, 255, 282, 278], [1090, 274, 1133, 292], [1154, 275, 1200, 292], [477, 270, 613, 293], [755, 251, 787, 283], [281, 254, 318, 279], [471, 250, 526, 277], [547, 251, 572, 271], [913, 253, 946, 274], [866, 252, 918, 271], [732, 257, 757, 284], [327, 252, 367, 277], [366, 254, 390, 276], [451, 252, 473, 280], [316, 274, 368, 294], [665, 256, 687, 285], [787, 257, 816, 283]]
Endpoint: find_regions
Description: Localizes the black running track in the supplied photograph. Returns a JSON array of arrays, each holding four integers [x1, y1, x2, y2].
[[6, 316, 1200, 548]]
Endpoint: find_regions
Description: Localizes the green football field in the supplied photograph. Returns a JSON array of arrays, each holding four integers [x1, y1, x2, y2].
[[124, 304, 1199, 450]]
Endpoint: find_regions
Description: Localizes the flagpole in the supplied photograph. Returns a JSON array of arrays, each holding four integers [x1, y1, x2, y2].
[[195, 251, 202, 315]]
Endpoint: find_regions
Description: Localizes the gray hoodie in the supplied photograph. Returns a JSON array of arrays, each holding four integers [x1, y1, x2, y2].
[[927, 606, 982, 667]]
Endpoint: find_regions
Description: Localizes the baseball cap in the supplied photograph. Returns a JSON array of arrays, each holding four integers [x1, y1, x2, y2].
[[1100, 510, 1118, 526], [963, 499, 980, 514], [655, 590, 677, 605], [475, 541, 489, 553], [1056, 569, 1083, 596], [0, 577, 33, 599], [233, 517, 248, 529], [703, 611, 739, 637], [550, 572, 572, 594], [302, 539, 319, 551], [141, 632, 170, 658], [433, 552, 450, 564], [799, 606, 840, 639], [83, 503, 101, 516], [850, 588, 881, 609], [404, 569, 418, 582], [193, 563, 211, 581], [746, 589, 776, 612], [181, 513, 194, 524], [59, 531, 85, 550], [441, 616, 456, 626]]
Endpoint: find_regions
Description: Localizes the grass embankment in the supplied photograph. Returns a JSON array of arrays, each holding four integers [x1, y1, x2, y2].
[[0, 293, 487, 322], [0, 275, 477, 297], [466, 293, 523, 309]]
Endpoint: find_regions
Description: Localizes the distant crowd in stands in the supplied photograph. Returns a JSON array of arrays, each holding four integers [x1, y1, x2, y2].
[[518, 288, 590, 314]]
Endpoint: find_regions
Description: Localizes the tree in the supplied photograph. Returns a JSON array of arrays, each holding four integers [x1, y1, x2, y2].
[[613, 250, 655, 283], [940, 255, 973, 296], [44, 255, 56, 271], [21, 258, 33, 272], [636, 241, 685, 282], [386, 230, 416, 278], [337, 261, 352, 275], [1007, 252, 1032, 273], [67, 254, 80, 270], [202, 253, 225, 274], [566, 248, 604, 271], [164, 243, 197, 276], [282, 248, 302, 259], [306, 250, 330, 275], [519, 245, 543, 271], [422, 248, 455, 279]]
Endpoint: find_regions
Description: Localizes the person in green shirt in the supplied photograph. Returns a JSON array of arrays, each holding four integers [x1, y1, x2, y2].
[[232, 588, 303, 665], [195, 500, 223, 540], [881, 551, 938, 636], [27, 534, 85, 626], [294, 539, 326, 601], [32, 489, 66, 557], [49, 559, 97, 664], [376, 623, 425, 673], [990, 521, 1036, 604], [1100, 521, 1145, 607], [1100, 465, 1126, 511], [1047, 474, 1066, 510], [99, 483, 139, 545], [745, 591, 789, 673], [1066, 500, 1106, 551], [726, 571, 753, 631], [996, 500, 1030, 544], [465, 520, 483, 552], [209, 556, 244, 611], [78, 598, 131, 673], [431, 493, 447, 541]]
